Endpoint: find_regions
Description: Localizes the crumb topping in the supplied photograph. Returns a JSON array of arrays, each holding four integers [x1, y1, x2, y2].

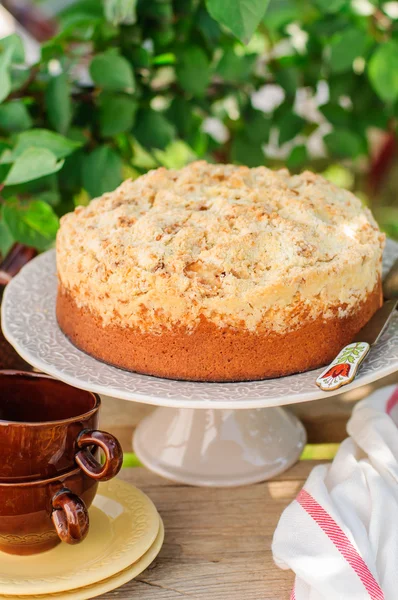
[[56, 161, 385, 332]]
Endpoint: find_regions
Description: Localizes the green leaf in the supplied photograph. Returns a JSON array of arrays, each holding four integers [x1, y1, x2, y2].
[[54, 0, 103, 37], [34, 191, 61, 207], [0, 36, 18, 106], [152, 53, 176, 66], [197, 7, 221, 45], [3, 173, 61, 199], [324, 129, 363, 158], [187, 128, 208, 157], [368, 41, 398, 103], [153, 27, 175, 48], [328, 73, 355, 104], [130, 138, 157, 170], [130, 47, 151, 69], [245, 110, 271, 144], [0, 40, 14, 66], [0, 62, 11, 104], [90, 52, 135, 92], [104, 0, 137, 24], [310, 15, 348, 38], [275, 67, 300, 96], [206, 0, 270, 43], [41, 41, 65, 63], [2, 130, 81, 164], [153, 140, 196, 169], [58, 0, 103, 35], [287, 145, 308, 169], [3, 149, 64, 186], [320, 103, 351, 127], [0, 163, 10, 183], [134, 109, 175, 150], [2, 200, 59, 251], [0, 34, 25, 64], [23, 201, 59, 237], [45, 72, 72, 135], [58, 151, 84, 194], [0, 221, 13, 257], [216, 47, 256, 81], [0, 101, 32, 132], [265, 0, 299, 31], [82, 146, 123, 198], [328, 29, 368, 74], [10, 67, 31, 92], [176, 46, 210, 97], [67, 127, 88, 145], [278, 113, 305, 145], [167, 97, 194, 137], [231, 133, 264, 166], [315, 0, 349, 13], [60, 0, 104, 19], [140, 0, 173, 19], [99, 94, 138, 137]]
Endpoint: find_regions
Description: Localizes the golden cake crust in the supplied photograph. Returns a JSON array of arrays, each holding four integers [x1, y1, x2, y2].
[[57, 281, 382, 382], [56, 161, 385, 336]]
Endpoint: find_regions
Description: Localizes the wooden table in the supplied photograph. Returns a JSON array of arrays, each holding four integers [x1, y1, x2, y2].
[[100, 465, 310, 599]]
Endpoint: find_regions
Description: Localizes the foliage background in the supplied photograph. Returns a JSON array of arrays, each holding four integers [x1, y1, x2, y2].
[[0, 0, 398, 255]]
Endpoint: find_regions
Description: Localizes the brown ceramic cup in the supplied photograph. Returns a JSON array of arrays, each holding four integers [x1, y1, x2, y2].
[[0, 467, 97, 555], [0, 371, 123, 482]]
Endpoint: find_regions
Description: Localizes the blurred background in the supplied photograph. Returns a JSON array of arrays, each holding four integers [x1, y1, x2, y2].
[[0, 0, 397, 257]]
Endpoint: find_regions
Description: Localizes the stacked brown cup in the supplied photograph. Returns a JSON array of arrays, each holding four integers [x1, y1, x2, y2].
[[0, 370, 123, 555]]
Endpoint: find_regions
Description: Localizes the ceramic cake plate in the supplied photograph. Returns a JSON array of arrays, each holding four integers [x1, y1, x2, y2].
[[3, 240, 398, 486]]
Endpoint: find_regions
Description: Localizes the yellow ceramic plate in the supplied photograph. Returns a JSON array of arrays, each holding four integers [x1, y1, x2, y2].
[[0, 479, 160, 596], [0, 519, 164, 600]]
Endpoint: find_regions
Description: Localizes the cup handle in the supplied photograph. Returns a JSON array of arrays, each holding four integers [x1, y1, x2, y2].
[[51, 488, 89, 545], [75, 430, 123, 481]]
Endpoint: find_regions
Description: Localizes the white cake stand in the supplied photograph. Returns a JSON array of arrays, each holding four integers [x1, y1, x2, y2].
[[3, 242, 398, 487]]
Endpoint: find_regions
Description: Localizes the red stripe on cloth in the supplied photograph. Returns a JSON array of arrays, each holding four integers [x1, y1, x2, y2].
[[290, 588, 296, 600], [386, 387, 398, 416], [296, 489, 384, 600]]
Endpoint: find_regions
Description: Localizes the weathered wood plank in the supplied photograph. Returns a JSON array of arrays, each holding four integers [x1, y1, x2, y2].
[[97, 467, 311, 599]]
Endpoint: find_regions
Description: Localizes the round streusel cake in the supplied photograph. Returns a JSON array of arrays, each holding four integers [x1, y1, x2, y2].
[[56, 161, 385, 382]]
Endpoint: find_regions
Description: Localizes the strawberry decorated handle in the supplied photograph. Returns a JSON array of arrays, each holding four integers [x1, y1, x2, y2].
[[316, 342, 370, 392]]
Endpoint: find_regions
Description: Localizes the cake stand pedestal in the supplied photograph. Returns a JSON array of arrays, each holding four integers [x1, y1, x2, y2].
[[134, 406, 306, 486], [3, 245, 398, 486]]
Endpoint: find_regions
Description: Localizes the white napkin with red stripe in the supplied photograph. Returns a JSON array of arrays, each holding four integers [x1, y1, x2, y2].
[[272, 385, 398, 600]]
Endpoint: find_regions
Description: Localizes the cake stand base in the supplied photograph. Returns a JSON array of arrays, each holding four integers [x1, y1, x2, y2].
[[133, 406, 306, 487]]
